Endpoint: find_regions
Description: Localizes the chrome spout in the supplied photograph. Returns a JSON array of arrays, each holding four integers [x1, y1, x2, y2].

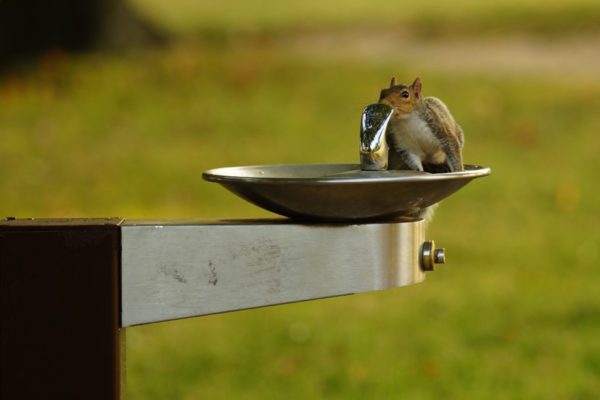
[[360, 103, 394, 171]]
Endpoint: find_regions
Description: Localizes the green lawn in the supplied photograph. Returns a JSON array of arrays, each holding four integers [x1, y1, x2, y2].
[[1, 1, 599, 398], [132, 0, 600, 37]]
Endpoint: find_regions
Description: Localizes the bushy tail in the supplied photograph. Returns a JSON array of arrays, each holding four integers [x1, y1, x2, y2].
[[410, 203, 439, 228]]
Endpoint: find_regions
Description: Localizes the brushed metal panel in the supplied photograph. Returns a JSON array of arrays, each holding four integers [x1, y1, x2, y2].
[[121, 220, 425, 327]]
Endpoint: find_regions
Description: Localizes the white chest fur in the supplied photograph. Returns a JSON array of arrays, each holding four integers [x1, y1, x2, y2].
[[388, 113, 446, 164]]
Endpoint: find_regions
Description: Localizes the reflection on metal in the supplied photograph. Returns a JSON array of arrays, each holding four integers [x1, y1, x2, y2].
[[203, 164, 490, 221], [121, 219, 427, 327], [360, 103, 394, 171]]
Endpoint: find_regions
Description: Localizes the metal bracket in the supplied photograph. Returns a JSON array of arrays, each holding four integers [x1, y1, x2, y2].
[[121, 219, 427, 327]]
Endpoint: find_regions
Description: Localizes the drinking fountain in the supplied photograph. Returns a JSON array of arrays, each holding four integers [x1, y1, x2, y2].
[[1, 102, 489, 399]]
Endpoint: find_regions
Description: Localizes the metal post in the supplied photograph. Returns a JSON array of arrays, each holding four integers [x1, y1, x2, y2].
[[0, 218, 123, 400]]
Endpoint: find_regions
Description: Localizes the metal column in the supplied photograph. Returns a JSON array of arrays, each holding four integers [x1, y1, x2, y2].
[[1, 218, 123, 400]]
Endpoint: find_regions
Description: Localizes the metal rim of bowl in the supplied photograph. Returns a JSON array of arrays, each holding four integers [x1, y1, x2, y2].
[[203, 163, 491, 185]]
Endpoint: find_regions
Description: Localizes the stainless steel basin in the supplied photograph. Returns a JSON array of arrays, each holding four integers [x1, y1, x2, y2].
[[203, 163, 490, 221]]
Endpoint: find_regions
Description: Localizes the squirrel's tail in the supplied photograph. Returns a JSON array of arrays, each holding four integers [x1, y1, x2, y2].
[[410, 203, 439, 228]]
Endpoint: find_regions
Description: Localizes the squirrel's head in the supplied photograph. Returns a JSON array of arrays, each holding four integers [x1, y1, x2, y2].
[[378, 77, 422, 117]]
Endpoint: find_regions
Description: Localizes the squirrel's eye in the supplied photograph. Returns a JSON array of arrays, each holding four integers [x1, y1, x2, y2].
[[401, 91, 410, 99]]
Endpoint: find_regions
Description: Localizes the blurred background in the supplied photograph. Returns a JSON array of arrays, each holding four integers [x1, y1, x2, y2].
[[1, 0, 599, 398]]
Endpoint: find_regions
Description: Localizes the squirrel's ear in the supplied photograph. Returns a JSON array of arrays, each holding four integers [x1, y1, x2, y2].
[[412, 77, 422, 98], [390, 77, 397, 87]]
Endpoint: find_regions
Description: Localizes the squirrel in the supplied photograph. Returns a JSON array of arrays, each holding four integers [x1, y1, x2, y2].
[[378, 77, 464, 173]]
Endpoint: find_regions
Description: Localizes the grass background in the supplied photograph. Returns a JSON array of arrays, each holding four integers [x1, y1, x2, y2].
[[1, 0, 599, 398]]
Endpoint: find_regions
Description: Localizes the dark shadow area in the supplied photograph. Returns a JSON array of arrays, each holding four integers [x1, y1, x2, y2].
[[0, 0, 166, 69]]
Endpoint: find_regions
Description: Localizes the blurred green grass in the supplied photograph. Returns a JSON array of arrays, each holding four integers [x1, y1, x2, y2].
[[131, 0, 600, 37], [1, 1, 600, 399]]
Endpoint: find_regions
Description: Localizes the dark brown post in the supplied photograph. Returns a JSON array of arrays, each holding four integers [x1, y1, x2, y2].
[[1, 218, 123, 400]]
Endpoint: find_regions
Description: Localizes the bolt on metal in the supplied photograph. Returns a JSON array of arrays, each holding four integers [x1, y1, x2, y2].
[[420, 240, 446, 271]]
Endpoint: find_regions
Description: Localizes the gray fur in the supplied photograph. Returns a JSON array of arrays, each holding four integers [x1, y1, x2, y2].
[[418, 97, 464, 172], [384, 96, 464, 173]]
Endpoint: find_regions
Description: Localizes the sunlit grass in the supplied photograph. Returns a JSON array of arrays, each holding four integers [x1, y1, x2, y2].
[[130, 0, 600, 37]]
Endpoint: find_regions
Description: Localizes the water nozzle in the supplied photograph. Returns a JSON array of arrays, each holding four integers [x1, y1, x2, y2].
[[360, 103, 394, 171]]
